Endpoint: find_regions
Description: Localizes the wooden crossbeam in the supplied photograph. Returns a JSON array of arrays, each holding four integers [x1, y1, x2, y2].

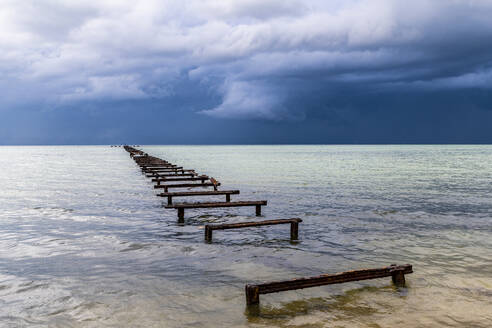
[[152, 175, 207, 182], [138, 161, 170, 165], [157, 190, 240, 205], [144, 164, 179, 169], [146, 169, 196, 177], [205, 218, 301, 242], [147, 173, 196, 178], [139, 162, 171, 165], [135, 158, 166, 162], [154, 182, 220, 192], [245, 264, 413, 306], [144, 167, 184, 172], [153, 176, 209, 185], [136, 161, 170, 165], [142, 165, 177, 169], [165, 200, 267, 222]]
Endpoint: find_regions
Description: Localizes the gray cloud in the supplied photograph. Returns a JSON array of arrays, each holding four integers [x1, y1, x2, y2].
[[1, 0, 492, 120]]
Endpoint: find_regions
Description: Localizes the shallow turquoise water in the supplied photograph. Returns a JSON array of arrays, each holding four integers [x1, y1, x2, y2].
[[0, 145, 491, 327]]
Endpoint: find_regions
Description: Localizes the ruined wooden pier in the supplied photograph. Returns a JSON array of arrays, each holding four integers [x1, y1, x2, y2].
[[123, 146, 270, 223], [121, 145, 413, 309]]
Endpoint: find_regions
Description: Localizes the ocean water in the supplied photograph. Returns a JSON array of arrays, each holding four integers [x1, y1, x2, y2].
[[0, 145, 491, 327]]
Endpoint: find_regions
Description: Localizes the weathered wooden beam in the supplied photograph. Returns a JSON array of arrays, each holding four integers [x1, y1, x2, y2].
[[167, 200, 267, 209], [143, 164, 178, 168], [135, 157, 164, 161], [144, 167, 184, 172], [140, 163, 172, 168], [245, 264, 413, 306], [137, 161, 171, 166], [166, 200, 267, 221], [153, 176, 209, 185], [146, 169, 196, 177], [138, 161, 171, 164], [154, 182, 220, 192], [147, 173, 197, 178], [205, 218, 301, 242], [138, 161, 171, 165], [138, 160, 170, 164], [157, 190, 240, 205], [142, 165, 177, 170]]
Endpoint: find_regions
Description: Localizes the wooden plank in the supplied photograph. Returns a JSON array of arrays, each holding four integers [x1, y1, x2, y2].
[[144, 164, 178, 168], [137, 161, 170, 165], [140, 163, 171, 167], [146, 168, 194, 173], [157, 190, 240, 205], [144, 167, 184, 172], [138, 161, 171, 164], [143, 165, 177, 169], [245, 264, 413, 305], [138, 160, 170, 164], [166, 200, 266, 222], [135, 157, 165, 162], [148, 173, 196, 178], [154, 182, 220, 192], [146, 169, 196, 177], [166, 200, 267, 209], [157, 190, 240, 197], [147, 172, 197, 178], [139, 161, 171, 164], [152, 176, 209, 183], [205, 218, 301, 241]]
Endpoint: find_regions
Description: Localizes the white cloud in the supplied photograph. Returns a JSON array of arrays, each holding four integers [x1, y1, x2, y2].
[[200, 80, 287, 120]]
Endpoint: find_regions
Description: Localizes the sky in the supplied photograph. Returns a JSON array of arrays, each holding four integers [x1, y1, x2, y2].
[[1, 0, 492, 145]]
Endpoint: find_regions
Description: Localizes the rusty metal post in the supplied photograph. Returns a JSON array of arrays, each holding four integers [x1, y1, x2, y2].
[[245, 285, 260, 305], [290, 221, 299, 240], [167, 196, 172, 206], [205, 226, 213, 242], [226, 194, 231, 202]]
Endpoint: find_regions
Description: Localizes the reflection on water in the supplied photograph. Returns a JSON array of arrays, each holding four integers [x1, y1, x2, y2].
[[0, 145, 491, 327]]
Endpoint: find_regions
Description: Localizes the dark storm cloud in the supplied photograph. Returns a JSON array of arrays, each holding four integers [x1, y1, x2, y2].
[[1, 0, 492, 144]]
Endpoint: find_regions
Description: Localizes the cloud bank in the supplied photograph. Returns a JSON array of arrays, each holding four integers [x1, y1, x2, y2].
[[1, 0, 492, 123]]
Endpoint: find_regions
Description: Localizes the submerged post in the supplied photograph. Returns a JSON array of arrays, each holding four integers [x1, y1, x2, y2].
[[391, 265, 406, 287], [205, 226, 213, 242], [290, 221, 299, 240], [245, 285, 260, 305], [178, 208, 185, 223]]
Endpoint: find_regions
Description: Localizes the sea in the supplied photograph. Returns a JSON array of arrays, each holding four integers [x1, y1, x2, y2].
[[0, 145, 491, 327]]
